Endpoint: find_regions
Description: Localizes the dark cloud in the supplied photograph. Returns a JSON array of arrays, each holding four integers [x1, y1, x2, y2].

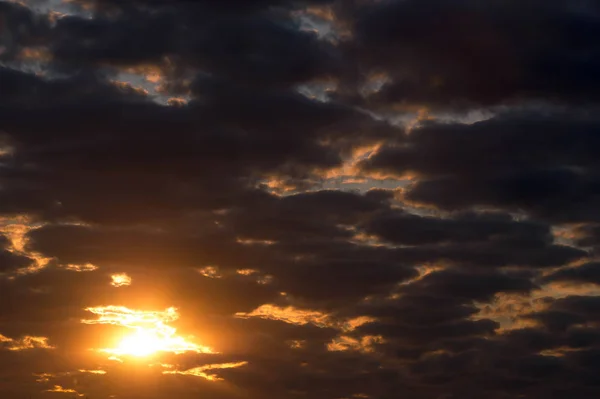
[[52, 1, 339, 87], [573, 224, 600, 250], [0, 1, 51, 61], [401, 269, 536, 302], [362, 210, 550, 246], [1, 0, 600, 398], [350, 0, 600, 109], [0, 234, 32, 272], [358, 210, 586, 269], [361, 111, 600, 223], [543, 262, 600, 286]]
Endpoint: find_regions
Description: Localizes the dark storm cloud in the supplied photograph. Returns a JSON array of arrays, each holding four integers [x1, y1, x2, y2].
[[52, 0, 339, 87], [361, 111, 600, 223], [520, 295, 600, 334], [402, 169, 600, 222], [544, 295, 600, 322], [360, 210, 586, 268], [0, 68, 394, 224], [0, 1, 51, 61], [401, 269, 536, 302], [350, 0, 600, 109], [362, 111, 600, 179], [573, 224, 600, 250], [225, 189, 393, 242], [72, 0, 333, 13], [362, 210, 550, 246], [0, 234, 32, 272], [0, 66, 149, 107], [2, 0, 600, 398], [542, 262, 600, 286]]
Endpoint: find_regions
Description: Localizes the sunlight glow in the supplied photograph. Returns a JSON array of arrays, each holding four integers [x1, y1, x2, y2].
[[116, 329, 164, 357], [82, 306, 213, 358], [45, 385, 83, 396], [110, 273, 132, 287]]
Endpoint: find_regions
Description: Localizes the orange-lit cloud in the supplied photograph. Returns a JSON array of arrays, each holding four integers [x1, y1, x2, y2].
[[237, 305, 375, 332], [82, 306, 213, 358], [110, 273, 132, 287], [327, 335, 384, 353], [65, 263, 98, 272], [343, 316, 377, 331], [16, 47, 52, 62], [0, 334, 54, 351], [45, 385, 83, 396], [0, 217, 50, 275], [167, 97, 188, 106], [197, 266, 221, 278], [235, 268, 273, 285], [235, 304, 333, 327], [162, 361, 248, 381], [35, 369, 107, 383], [236, 238, 276, 246]]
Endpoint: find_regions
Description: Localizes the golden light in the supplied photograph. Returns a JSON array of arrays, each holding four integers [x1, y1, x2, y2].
[[82, 306, 213, 359], [110, 273, 132, 287], [162, 361, 248, 381], [115, 329, 163, 357], [0, 334, 54, 351]]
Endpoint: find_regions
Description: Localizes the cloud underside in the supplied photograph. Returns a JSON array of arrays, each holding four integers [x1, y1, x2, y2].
[[2, 0, 600, 398]]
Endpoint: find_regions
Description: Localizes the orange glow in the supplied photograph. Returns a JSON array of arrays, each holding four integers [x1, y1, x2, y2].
[[82, 306, 213, 358], [162, 361, 248, 381], [65, 263, 98, 272], [110, 273, 132, 287], [45, 385, 83, 396], [327, 335, 384, 353], [115, 329, 165, 357], [235, 304, 333, 327], [0, 334, 54, 351]]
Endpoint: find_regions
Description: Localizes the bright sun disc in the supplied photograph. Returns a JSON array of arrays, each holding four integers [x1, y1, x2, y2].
[[116, 329, 163, 357], [83, 306, 214, 360]]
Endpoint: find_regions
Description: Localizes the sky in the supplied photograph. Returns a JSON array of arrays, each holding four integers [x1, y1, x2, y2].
[[1, 0, 600, 398]]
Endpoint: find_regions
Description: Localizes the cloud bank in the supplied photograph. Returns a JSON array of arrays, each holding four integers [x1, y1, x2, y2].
[[1, 0, 600, 398]]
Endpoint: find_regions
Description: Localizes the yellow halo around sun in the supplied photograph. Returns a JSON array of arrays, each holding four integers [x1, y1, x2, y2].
[[116, 329, 163, 357], [82, 306, 214, 360]]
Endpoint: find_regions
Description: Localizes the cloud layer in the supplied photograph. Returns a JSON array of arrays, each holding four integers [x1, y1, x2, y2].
[[1, 0, 600, 398]]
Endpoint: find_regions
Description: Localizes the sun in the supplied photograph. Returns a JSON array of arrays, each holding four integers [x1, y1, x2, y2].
[[82, 306, 214, 360], [116, 329, 163, 357]]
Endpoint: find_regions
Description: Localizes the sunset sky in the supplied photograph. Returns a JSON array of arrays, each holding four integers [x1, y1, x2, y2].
[[2, 0, 600, 398]]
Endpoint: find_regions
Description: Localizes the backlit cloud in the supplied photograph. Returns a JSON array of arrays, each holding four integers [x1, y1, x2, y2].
[[0, 334, 54, 351], [45, 385, 83, 396], [2, 0, 600, 398], [235, 305, 333, 328], [82, 306, 213, 358], [110, 272, 132, 287], [162, 361, 249, 381]]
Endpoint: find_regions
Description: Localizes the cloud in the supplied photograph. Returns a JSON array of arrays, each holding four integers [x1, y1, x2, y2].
[[45, 385, 84, 396], [0, 334, 54, 351], [81, 306, 214, 357], [1, 0, 600, 398], [542, 262, 600, 286], [361, 111, 600, 224], [110, 272, 132, 287], [349, 0, 600, 109], [0, 234, 33, 272], [162, 361, 248, 381]]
